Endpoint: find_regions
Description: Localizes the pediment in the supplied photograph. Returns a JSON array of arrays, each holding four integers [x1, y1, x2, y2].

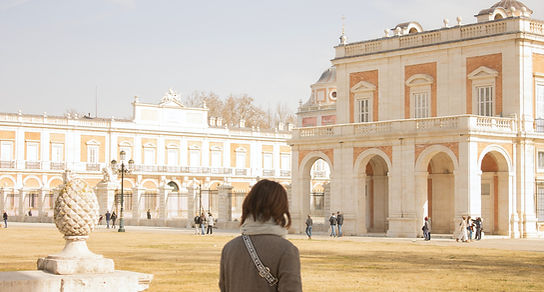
[[406, 74, 434, 86], [468, 66, 499, 80], [351, 81, 376, 93]]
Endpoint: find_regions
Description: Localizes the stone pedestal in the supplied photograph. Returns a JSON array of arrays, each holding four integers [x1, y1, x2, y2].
[[0, 270, 152, 292]]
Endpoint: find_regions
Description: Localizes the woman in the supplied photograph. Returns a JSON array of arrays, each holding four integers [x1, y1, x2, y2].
[[456, 216, 468, 242], [219, 179, 302, 292]]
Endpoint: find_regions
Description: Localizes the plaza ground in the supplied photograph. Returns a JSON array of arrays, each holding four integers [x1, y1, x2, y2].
[[1, 223, 543, 291]]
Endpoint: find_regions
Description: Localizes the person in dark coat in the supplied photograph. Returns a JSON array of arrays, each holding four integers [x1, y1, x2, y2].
[[147, 209, 151, 220], [305, 215, 313, 239], [336, 211, 344, 237], [3, 210, 7, 228], [111, 211, 117, 228], [105, 211, 111, 229], [329, 213, 337, 237]]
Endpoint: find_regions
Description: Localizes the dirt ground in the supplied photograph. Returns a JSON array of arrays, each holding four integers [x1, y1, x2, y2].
[[1, 223, 543, 291]]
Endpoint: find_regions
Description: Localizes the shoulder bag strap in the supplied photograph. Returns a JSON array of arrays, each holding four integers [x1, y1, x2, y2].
[[242, 235, 279, 287]]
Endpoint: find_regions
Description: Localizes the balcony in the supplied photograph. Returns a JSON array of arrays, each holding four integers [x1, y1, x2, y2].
[[0, 161, 14, 169], [235, 168, 248, 176], [292, 115, 517, 141], [280, 170, 291, 177], [336, 18, 544, 60], [536, 119, 544, 133], [25, 161, 41, 169]]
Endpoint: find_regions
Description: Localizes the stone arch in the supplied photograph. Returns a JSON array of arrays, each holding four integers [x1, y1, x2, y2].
[[414, 145, 458, 234], [415, 145, 459, 172], [0, 175, 16, 188], [353, 148, 392, 234], [23, 176, 42, 188], [142, 179, 158, 190], [478, 145, 511, 235], [47, 176, 63, 189], [299, 151, 333, 176], [492, 8, 508, 20]]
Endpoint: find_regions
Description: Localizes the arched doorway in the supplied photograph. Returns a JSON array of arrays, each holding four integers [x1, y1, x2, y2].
[[363, 156, 389, 233], [309, 159, 330, 222], [479, 150, 510, 235], [425, 152, 455, 234]]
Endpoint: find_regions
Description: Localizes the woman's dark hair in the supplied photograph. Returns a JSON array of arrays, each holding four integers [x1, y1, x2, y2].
[[240, 179, 291, 228]]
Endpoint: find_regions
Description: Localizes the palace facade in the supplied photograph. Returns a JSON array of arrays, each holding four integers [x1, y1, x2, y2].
[[0, 89, 292, 227], [290, 0, 544, 238]]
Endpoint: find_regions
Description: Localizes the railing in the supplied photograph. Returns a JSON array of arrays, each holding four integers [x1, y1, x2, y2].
[[86, 163, 100, 171], [536, 119, 544, 133], [210, 167, 232, 175], [25, 161, 41, 169], [50, 162, 65, 170], [338, 18, 542, 59], [292, 115, 518, 139], [311, 170, 329, 178], [235, 168, 248, 176], [280, 170, 291, 177], [262, 169, 275, 177], [0, 161, 15, 168]]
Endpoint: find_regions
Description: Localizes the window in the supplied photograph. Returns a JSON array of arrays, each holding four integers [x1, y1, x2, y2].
[[536, 84, 544, 119], [263, 153, 273, 169], [144, 148, 155, 165], [357, 99, 370, 122], [406, 74, 433, 119], [51, 144, 63, 162], [87, 145, 99, 163], [211, 148, 222, 167], [280, 153, 291, 170], [468, 66, 498, 116], [235, 148, 247, 169], [167, 148, 178, 166], [537, 186, 544, 221], [413, 91, 430, 118], [351, 81, 376, 123], [1, 141, 13, 161], [538, 151, 544, 171], [27, 142, 39, 161], [189, 148, 200, 167], [478, 86, 494, 116]]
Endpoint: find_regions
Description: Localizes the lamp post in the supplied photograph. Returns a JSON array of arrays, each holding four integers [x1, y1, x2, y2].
[[111, 150, 134, 232]]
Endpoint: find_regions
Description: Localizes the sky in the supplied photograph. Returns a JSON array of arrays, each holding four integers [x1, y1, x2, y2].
[[1, 0, 543, 119]]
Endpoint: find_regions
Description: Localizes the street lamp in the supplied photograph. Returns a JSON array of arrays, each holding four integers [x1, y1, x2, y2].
[[111, 150, 134, 232]]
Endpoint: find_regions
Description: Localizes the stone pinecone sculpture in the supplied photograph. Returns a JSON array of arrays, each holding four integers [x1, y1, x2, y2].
[[54, 178, 99, 237]]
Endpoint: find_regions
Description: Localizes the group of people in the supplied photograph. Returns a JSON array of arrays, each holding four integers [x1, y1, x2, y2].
[[194, 212, 215, 235], [456, 216, 484, 242], [328, 211, 344, 237], [98, 210, 118, 229]]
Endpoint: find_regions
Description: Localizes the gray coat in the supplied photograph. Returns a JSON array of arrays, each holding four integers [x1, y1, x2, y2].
[[219, 234, 302, 292]]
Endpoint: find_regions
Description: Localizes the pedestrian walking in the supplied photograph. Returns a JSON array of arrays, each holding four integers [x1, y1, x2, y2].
[[219, 179, 302, 291], [194, 213, 202, 235], [305, 215, 313, 239], [3, 210, 7, 228], [422, 217, 431, 240], [467, 216, 474, 242], [98, 215, 103, 226], [28, 209, 32, 217], [111, 211, 117, 229], [456, 216, 468, 242], [336, 211, 344, 237], [207, 212, 215, 235], [147, 209, 151, 220], [475, 217, 483, 240], [105, 210, 111, 229], [329, 213, 337, 237]]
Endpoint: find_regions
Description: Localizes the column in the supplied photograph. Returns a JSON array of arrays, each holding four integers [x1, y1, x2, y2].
[[187, 185, 197, 218], [158, 184, 173, 222], [414, 171, 428, 238], [18, 188, 24, 219], [0, 188, 4, 216], [132, 186, 145, 221], [508, 173, 520, 238], [354, 173, 367, 234], [95, 181, 119, 216], [38, 188, 48, 219], [217, 183, 233, 223]]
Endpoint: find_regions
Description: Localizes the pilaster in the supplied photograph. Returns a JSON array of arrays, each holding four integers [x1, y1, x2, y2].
[[217, 184, 233, 222]]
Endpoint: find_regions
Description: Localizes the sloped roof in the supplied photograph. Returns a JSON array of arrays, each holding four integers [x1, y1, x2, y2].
[[477, 0, 533, 15]]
